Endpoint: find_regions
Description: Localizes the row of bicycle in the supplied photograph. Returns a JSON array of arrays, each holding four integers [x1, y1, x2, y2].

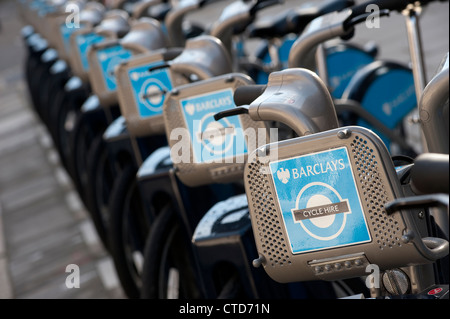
[[19, 0, 449, 299]]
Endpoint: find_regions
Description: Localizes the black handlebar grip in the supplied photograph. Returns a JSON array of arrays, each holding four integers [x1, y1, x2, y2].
[[411, 153, 449, 195], [417, 0, 449, 5], [162, 47, 184, 61], [350, 0, 409, 17], [233, 84, 267, 106]]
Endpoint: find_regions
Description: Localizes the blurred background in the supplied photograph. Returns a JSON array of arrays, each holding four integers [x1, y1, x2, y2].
[[0, 0, 448, 299]]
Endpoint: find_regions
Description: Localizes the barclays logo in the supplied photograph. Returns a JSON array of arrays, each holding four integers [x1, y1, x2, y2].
[[185, 103, 195, 116], [131, 70, 150, 81], [277, 168, 290, 184], [275, 159, 346, 185]]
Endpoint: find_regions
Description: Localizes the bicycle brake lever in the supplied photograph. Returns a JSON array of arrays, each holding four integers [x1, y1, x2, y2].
[[385, 193, 449, 261], [148, 62, 171, 72], [251, 0, 283, 16], [385, 193, 449, 215], [214, 105, 249, 121], [344, 9, 390, 30]]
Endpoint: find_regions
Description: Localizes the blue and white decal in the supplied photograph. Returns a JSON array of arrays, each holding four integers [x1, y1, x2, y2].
[[359, 69, 416, 147], [269, 147, 371, 254], [180, 88, 248, 163], [327, 48, 374, 98], [76, 32, 105, 71], [97, 45, 132, 91], [60, 23, 85, 54], [128, 62, 172, 118]]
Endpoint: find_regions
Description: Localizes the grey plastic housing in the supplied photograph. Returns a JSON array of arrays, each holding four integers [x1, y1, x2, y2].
[[93, 9, 130, 39], [87, 38, 132, 107], [23, 0, 76, 37], [39, 0, 84, 50], [120, 18, 169, 54], [87, 18, 167, 107], [53, 2, 105, 62], [116, 49, 189, 137], [69, 27, 98, 82], [164, 73, 268, 186], [115, 35, 231, 137], [246, 68, 339, 137], [69, 11, 129, 82], [244, 126, 442, 283], [169, 35, 233, 81]]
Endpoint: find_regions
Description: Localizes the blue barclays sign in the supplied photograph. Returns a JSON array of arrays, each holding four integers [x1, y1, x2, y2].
[[269, 147, 371, 254]]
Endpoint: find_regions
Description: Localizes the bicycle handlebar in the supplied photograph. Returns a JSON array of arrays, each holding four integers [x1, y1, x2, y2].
[[250, 0, 283, 16], [216, 68, 338, 137], [410, 153, 449, 195], [350, 0, 448, 18], [288, 0, 440, 68], [349, 0, 409, 18], [233, 84, 267, 106]]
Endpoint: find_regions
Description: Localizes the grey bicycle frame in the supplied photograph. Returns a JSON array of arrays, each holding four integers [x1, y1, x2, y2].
[[165, 0, 205, 47], [419, 53, 449, 154]]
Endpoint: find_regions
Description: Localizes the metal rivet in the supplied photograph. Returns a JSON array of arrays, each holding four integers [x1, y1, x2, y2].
[[225, 75, 235, 83], [257, 146, 270, 157], [337, 129, 352, 139]]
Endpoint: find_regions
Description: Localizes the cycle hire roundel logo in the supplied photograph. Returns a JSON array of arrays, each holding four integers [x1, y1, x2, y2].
[[77, 32, 105, 71], [97, 44, 132, 91], [128, 61, 172, 118], [269, 147, 371, 254], [180, 88, 248, 163]]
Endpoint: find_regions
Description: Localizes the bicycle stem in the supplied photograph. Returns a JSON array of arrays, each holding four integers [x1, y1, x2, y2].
[[403, 3, 427, 104]]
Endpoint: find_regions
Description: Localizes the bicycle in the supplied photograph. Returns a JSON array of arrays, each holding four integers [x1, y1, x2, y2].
[[213, 10, 448, 299]]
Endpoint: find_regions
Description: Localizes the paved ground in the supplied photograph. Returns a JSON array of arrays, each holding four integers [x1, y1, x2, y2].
[[0, 73, 126, 298], [0, 0, 448, 299], [0, 0, 125, 299]]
